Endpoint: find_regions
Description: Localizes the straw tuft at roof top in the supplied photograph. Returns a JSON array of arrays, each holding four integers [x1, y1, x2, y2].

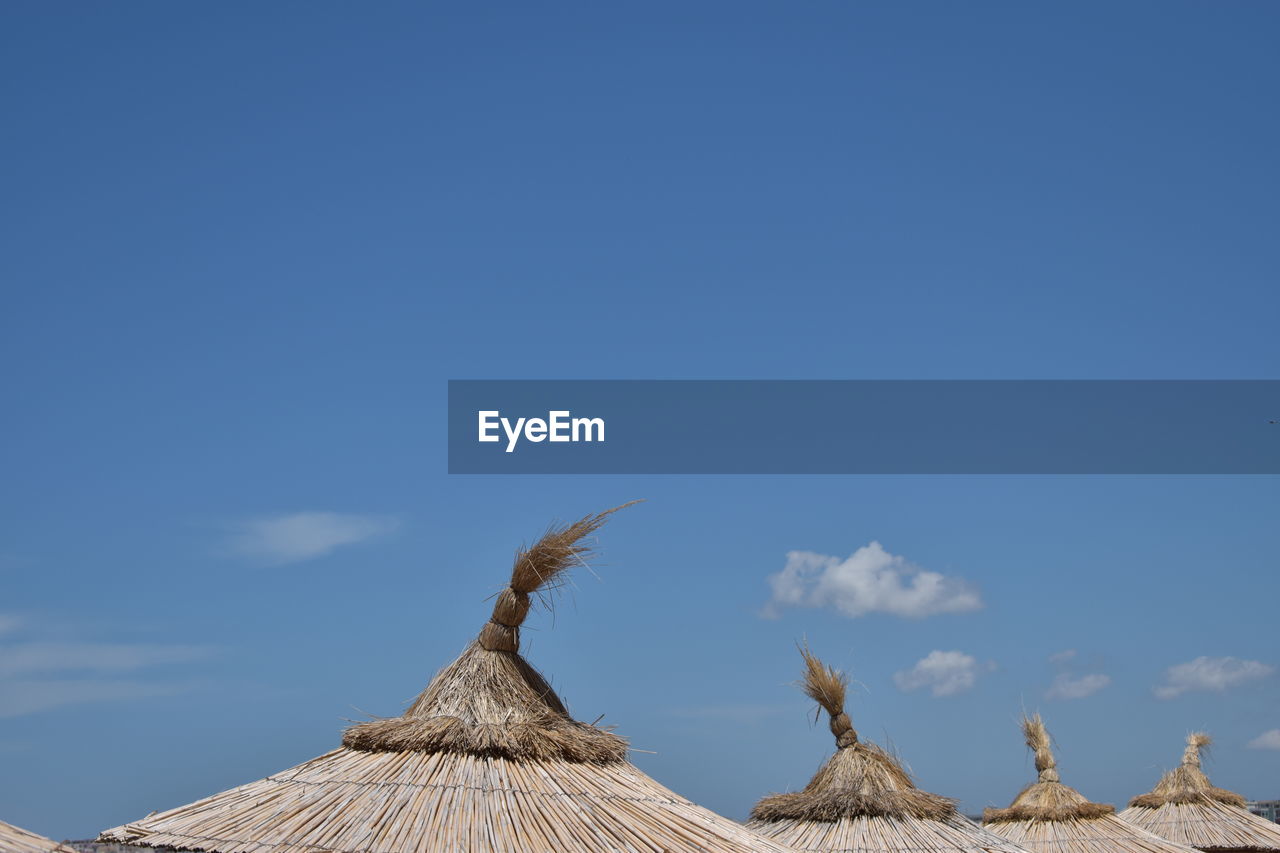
[[1127, 734, 1245, 809], [982, 715, 1115, 823], [747, 647, 1032, 853], [752, 647, 956, 823], [341, 502, 639, 762], [1120, 732, 1280, 852]]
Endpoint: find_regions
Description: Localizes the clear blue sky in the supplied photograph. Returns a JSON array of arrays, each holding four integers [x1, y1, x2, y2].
[[2, 1, 1278, 839]]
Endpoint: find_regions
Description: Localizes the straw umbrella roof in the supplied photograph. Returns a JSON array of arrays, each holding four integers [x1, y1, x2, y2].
[[100, 504, 794, 853], [0, 819, 76, 853], [745, 648, 1032, 853], [983, 715, 1200, 853], [1118, 733, 1280, 852]]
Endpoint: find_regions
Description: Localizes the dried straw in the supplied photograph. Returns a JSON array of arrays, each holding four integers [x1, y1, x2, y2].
[[1119, 733, 1280, 852], [982, 715, 1114, 823], [103, 748, 797, 853], [100, 503, 798, 853], [983, 715, 1201, 853], [343, 502, 640, 761], [747, 647, 1032, 853], [1128, 735, 1244, 809], [0, 819, 76, 853]]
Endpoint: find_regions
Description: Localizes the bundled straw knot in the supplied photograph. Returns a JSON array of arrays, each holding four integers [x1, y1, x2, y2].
[[830, 713, 858, 749], [1022, 714, 1066, 785], [474, 501, 641, 654], [491, 588, 531, 627], [1182, 732, 1210, 768], [797, 645, 862, 750], [478, 621, 519, 652], [479, 588, 531, 652]]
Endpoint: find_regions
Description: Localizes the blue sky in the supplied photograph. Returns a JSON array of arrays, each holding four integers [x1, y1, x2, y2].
[[2, 0, 1278, 840]]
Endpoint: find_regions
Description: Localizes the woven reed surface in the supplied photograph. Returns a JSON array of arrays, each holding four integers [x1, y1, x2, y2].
[[99, 747, 796, 853], [984, 812, 1203, 853], [1, 819, 77, 853], [746, 813, 1033, 853], [1119, 800, 1280, 852]]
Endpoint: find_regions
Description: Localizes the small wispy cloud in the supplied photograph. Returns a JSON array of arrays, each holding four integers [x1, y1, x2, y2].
[[1045, 649, 1109, 700], [1046, 672, 1111, 700], [228, 511, 400, 566], [1248, 729, 1280, 750], [1154, 656, 1274, 700], [0, 614, 24, 637], [0, 618, 217, 718], [0, 642, 214, 678], [0, 679, 200, 719], [763, 542, 983, 620], [893, 650, 984, 697]]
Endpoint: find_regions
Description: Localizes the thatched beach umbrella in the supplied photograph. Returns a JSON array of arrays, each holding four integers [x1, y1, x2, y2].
[[745, 648, 1032, 853], [100, 504, 794, 853], [0, 819, 75, 853], [983, 715, 1200, 853], [1118, 733, 1280, 852]]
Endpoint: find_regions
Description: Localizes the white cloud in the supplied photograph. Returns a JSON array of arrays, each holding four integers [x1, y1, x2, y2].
[[894, 650, 982, 697], [1154, 656, 1274, 700], [1248, 729, 1280, 750], [0, 642, 214, 678], [228, 512, 399, 565], [0, 614, 23, 637], [1048, 649, 1077, 665], [0, 679, 198, 719], [763, 542, 983, 619], [1046, 672, 1111, 700]]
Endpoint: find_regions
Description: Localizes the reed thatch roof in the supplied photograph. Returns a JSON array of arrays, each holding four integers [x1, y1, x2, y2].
[[983, 715, 1200, 853], [746, 648, 1032, 853], [99, 503, 795, 853], [0, 819, 76, 853], [1119, 733, 1280, 852]]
